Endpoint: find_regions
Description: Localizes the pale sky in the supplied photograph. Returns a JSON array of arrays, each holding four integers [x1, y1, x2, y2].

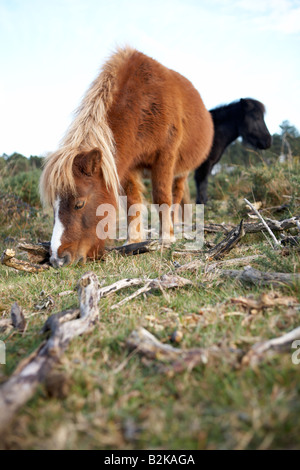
[[0, 0, 299, 157]]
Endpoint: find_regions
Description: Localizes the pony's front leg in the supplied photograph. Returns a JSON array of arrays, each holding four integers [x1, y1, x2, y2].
[[172, 174, 189, 224], [123, 171, 146, 244], [152, 161, 176, 244]]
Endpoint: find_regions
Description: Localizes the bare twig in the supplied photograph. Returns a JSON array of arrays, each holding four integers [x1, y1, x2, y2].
[[110, 274, 192, 309], [99, 278, 146, 299], [206, 219, 245, 260], [126, 327, 243, 374], [111, 283, 152, 310], [244, 199, 280, 246]]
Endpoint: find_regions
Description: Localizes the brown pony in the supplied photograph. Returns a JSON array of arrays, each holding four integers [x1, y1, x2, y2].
[[40, 47, 213, 267]]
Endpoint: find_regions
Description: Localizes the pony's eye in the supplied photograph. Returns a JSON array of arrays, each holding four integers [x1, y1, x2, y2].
[[74, 200, 85, 210]]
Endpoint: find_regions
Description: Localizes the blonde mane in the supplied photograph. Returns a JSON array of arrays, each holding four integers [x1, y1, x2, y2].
[[40, 46, 135, 206]]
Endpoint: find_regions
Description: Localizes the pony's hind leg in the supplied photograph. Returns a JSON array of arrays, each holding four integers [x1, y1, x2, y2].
[[123, 170, 146, 244]]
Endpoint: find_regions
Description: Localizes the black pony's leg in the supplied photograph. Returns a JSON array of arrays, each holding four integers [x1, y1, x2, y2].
[[194, 159, 212, 204]]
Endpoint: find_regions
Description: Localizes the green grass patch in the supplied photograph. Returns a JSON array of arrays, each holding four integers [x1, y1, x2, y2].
[[0, 159, 299, 449]]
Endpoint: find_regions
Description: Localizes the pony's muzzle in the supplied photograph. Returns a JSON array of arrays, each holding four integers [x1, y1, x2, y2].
[[50, 252, 71, 268]]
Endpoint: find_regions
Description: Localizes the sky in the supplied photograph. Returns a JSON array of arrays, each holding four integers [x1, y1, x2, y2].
[[0, 0, 299, 157]]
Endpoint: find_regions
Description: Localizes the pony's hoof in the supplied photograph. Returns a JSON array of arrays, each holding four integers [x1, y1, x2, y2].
[[159, 235, 176, 246]]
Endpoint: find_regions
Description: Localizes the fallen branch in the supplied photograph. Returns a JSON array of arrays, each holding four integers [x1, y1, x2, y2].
[[203, 223, 235, 233], [107, 240, 160, 256], [244, 216, 300, 234], [176, 254, 263, 274], [99, 278, 146, 299], [126, 327, 210, 374], [1, 249, 49, 273], [222, 265, 300, 286], [0, 271, 99, 434], [17, 241, 50, 264], [242, 326, 300, 367], [206, 220, 245, 260], [127, 325, 300, 374], [231, 292, 298, 312], [111, 283, 152, 309], [110, 274, 192, 310]]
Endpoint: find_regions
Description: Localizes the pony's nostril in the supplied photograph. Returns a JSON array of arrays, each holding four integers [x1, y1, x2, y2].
[[50, 252, 71, 268], [50, 256, 64, 268], [62, 253, 71, 267]]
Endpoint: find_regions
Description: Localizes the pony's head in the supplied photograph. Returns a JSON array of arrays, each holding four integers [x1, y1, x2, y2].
[[41, 149, 117, 267], [239, 98, 272, 150]]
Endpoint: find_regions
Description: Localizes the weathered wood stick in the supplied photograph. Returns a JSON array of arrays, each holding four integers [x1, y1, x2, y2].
[[205, 254, 263, 273], [109, 274, 192, 309], [0, 318, 13, 333], [126, 327, 210, 373], [206, 220, 245, 260], [203, 223, 234, 233], [40, 308, 80, 335], [0, 271, 99, 434], [10, 302, 26, 332], [111, 283, 152, 310], [222, 266, 300, 286], [127, 326, 300, 373], [107, 240, 160, 256], [17, 241, 50, 264], [1, 249, 49, 273], [242, 326, 300, 367], [176, 254, 263, 274], [245, 216, 300, 234], [99, 278, 146, 299]]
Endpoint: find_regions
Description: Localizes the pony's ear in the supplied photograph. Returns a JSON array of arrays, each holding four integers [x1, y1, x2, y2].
[[240, 99, 254, 112], [73, 148, 102, 176]]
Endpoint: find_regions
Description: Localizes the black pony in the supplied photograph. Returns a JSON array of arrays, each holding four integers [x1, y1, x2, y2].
[[195, 98, 272, 204]]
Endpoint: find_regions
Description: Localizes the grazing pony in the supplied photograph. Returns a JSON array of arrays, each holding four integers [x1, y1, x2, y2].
[[194, 98, 272, 204], [40, 47, 213, 267]]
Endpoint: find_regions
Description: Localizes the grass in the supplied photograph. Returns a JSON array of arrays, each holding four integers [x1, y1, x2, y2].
[[0, 159, 299, 450]]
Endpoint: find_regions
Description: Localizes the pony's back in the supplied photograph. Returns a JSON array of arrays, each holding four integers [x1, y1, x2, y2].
[[106, 50, 213, 178]]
